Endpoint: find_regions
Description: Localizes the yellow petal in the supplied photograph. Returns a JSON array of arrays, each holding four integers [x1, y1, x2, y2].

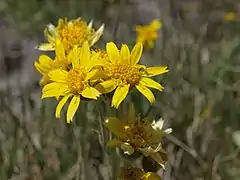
[[44, 26, 55, 44], [130, 43, 143, 65], [80, 41, 90, 67], [37, 43, 55, 51], [81, 87, 101, 100], [42, 83, 68, 98], [120, 44, 130, 64], [106, 139, 123, 148], [46, 23, 57, 38], [136, 84, 155, 104], [134, 25, 142, 32], [150, 19, 162, 30], [68, 46, 80, 68], [55, 40, 65, 60], [90, 24, 104, 46], [55, 94, 71, 118], [48, 69, 68, 83], [67, 96, 80, 123], [142, 172, 162, 180], [121, 143, 135, 155], [39, 54, 53, 65], [34, 55, 53, 74], [95, 79, 117, 94], [88, 20, 93, 29], [104, 117, 128, 139], [111, 84, 130, 108], [106, 42, 120, 63], [139, 78, 164, 91], [144, 66, 169, 77], [86, 53, 103, 71]]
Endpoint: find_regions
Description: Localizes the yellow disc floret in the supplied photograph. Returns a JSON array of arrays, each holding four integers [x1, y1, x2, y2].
[[119, 166, 144, 180], [57, 19, 93, 52], [67, 68, 85, 94], [124, 121, 153, 148], [105, 63, 141, 85]]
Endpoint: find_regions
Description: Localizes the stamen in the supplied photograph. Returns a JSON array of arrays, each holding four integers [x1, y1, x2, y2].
[[67, 68, 85, 94]]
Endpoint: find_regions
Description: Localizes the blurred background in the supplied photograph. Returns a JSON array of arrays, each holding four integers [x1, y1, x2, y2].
[[0, 0, 240, 179]]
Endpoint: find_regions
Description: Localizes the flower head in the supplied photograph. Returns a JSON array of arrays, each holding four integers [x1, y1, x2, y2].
[[34, 40, 70, 86], [134, 19, 162, 48], [104, 110, 172, 167], [41, 42, 103, 123], [96, 42, 168, 108], [38, 17, 104, 52], [119, 166, 161, 180]]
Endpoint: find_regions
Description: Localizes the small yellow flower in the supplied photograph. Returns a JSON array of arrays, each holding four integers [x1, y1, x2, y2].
[[38, 17, 104, 52], [119, 166, 161, 180], [223, 12, 237, 21], [41, 42, 103, 123], [96, 42, 168, 108], [34, 40, 70, 86], [134, 19, 162, 48], [104, 113, 172, 167]]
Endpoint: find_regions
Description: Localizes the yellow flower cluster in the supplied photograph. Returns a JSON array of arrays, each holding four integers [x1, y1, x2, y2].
[[35, 17, 170, 177], [35, 17, 168, 123]]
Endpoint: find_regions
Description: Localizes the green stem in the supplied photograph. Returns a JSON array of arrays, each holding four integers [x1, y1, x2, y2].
[[94, 100, 106, 150]]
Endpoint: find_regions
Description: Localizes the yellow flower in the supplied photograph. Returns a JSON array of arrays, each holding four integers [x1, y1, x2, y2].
[[96, 42, 168, 108], [134, 19, 162, 48], [38, 17, 104, 52], [34, 40, 70, 86], [104, 113, 172, 167], [223, 12, 237, 21], [41, 42, 102, 123], [118, 166, 161, 180]]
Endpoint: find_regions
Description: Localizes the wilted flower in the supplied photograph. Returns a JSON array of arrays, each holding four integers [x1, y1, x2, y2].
[[96, 42, 168, 108], [119, 166, 161, 180], [134, 19, 162, 48], [41, 42, 103, 123], [104, 110, 172, 167], [38, 17, 104, 52]]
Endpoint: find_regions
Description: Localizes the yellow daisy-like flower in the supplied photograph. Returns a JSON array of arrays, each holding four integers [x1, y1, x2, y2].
[[134, 19, 162, 48], [223, 12, 237, 21], [41, 42, 102, 123], [119, 166, 161, 180], [96, 42, 168, 108], [38, 17, 104, 52], [34, 40, 70, 86], [104, 113, 172, 168]]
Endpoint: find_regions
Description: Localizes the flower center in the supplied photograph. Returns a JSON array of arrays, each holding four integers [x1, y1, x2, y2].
[[67, 68, 85, 94], [120, 167, 144, 180], [105, 63, 141, 85], [58, 20, 92, 51], [124, 121, 153, 148]]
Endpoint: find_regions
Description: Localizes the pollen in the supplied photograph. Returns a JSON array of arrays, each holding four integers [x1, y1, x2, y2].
[[67, 68, 85, 94], [124, 121, 153, 148], [57, 19, 92, 52], [105, 64, 141, 85]]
